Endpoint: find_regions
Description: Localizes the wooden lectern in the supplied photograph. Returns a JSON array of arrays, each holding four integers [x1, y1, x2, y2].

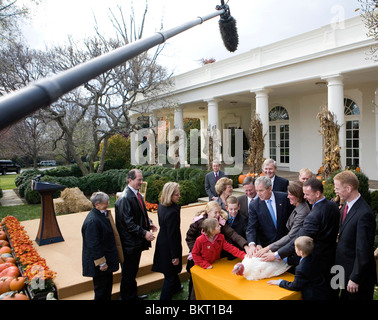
[[32, 179, 66, 246]]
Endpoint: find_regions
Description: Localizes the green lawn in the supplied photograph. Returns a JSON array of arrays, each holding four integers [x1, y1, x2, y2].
[[0, 173, 18, 190]]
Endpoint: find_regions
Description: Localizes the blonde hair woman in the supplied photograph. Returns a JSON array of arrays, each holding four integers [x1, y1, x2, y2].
[[152, 182, 182, 300]]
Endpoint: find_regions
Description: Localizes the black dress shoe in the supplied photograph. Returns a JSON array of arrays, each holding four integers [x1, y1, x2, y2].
[[138, 294, 148, 300]]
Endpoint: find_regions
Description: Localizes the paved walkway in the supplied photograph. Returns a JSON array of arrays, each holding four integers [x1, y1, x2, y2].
[[0, 189, 24, 206]]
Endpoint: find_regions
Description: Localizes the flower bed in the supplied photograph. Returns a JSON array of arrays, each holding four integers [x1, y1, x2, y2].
[[145, 201, 158, 212], [0, 216, 57, 300]]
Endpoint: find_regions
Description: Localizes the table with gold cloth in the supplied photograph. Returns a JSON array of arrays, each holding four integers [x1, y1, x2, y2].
[[191, 258, 302, 300]]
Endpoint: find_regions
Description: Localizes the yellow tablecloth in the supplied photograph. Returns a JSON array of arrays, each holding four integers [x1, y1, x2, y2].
[[191, 258, 302, 300]]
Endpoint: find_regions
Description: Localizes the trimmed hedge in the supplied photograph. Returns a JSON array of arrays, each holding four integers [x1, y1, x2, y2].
[[15, 165, 240, 206]]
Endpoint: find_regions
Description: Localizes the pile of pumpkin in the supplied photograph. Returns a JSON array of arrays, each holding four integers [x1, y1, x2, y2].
[[0, 233, 28, 300], [0, 216, 57, 300]]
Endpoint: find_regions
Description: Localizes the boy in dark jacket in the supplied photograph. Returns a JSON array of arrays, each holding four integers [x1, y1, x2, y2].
[[268, 236, 329, 300]]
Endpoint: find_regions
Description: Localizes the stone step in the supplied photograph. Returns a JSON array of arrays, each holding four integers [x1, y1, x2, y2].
[[61, 264, 189, 300]]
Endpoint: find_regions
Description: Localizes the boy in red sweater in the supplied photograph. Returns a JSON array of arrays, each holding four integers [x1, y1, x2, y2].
[[192, 218, 246, 269]]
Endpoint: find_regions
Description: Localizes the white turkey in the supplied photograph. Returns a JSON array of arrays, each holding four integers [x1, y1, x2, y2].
[[232, 256, 290, 281]]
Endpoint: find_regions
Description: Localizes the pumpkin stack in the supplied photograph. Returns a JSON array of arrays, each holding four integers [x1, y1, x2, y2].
[[0, 216, 57, 300], [0, 227, 28, 300]]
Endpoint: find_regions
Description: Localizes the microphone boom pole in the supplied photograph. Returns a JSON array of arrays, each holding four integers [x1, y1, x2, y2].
[[0, 7, 230, 130]]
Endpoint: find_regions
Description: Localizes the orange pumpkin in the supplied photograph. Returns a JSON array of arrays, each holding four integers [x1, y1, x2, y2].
[[0, 246, 12, 255], [0, 265, 19, 278], [0, 277, 12, 295], [238, 175, 246, 184], [0, 256, 16, 265], [9, 277, 26, 291], [0, 231, 7, 241], [2, 292, 29, 300], [0, 263, 15, 273], [0, 240, 9, 248]]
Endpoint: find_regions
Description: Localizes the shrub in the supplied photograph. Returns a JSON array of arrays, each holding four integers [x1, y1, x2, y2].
[[24, 184, 41, 204], [117, 169, 130, 192], [78, 173, 115, 196], [144, 174, 171, 204], [370, 190, 378, 216], [15, 169, 41, 188], [0, 188, 3, 198], [188, 170, 208, 197], [45, 166, 72, 177], [324, 169, 371, 204], [177, 180, 200, 206]]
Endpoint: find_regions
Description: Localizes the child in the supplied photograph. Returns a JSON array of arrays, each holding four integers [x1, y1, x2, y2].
[[267, 236, 329, 300], [192, 218, 246, 269], [226, 196, 247, 237]]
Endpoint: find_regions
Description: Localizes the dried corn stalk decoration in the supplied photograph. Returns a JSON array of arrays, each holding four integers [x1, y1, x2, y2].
[[317, 106, 342, 179], [247, 112, 266, 175]]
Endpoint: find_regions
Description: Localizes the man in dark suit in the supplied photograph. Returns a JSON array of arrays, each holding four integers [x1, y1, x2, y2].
[[205, 162, 226, 200], [246, 176, 293, 256], [334, 170, 376, 300], [237, 176, 257, 217], [273, 178, 340, 297], [263, 159, 289, 192], [115, 169, 158, 300]]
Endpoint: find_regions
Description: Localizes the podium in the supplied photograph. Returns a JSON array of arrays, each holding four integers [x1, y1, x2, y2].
[[32, 180, 66, 246]]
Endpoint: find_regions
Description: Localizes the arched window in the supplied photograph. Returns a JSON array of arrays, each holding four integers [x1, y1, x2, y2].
[[344, 98, 360, 168], [269, 106, 289, 121], [269, 106, 290, 165], [344, 98, 360, 115]]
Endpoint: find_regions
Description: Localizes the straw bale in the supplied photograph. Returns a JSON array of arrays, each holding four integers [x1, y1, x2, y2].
[[54, 187, 92, 214], [53, 198, 68, 215]]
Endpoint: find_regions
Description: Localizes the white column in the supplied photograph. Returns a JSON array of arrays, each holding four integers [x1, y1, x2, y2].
[[253, 89, 270, 159], [323, 75, 345, 168], [205, 98, 221, 130], [174, 106, 185, 167], [205, 98, 222, 163]]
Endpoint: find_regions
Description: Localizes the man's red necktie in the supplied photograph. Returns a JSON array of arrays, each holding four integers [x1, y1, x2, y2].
[[341, 203, 348, 224], [137, 192, 145, 211], [137, 192, 148, 225]]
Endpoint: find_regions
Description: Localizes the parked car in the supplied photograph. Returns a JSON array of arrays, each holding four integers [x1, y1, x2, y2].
[[0, 160, 21, 175], [38, 160, 56, 166]]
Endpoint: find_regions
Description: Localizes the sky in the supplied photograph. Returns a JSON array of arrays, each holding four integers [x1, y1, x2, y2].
[[21, 0, 362, 75]]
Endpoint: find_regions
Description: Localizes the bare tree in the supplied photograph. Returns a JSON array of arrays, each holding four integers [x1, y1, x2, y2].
[[0, 0, 42, 45], [0, 43, 53, 166], [358, 0, 378, 61], [42, 2, 172, 175]]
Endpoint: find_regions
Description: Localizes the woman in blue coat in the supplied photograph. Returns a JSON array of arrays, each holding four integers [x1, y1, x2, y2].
[[152, 182, 182, 300], [82, 192, 120, 300]]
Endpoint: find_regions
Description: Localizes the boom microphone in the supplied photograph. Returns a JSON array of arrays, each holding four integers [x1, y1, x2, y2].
[[216, 0, 239, 52], [0, 3, 240, 130]]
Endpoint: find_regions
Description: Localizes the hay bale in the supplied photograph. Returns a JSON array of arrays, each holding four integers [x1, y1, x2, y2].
[[56, 187, 92, 214], [53, 198, 68, 215]]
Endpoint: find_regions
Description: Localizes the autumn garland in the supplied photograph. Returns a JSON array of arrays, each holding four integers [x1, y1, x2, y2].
[[1, 216, 56, 287]]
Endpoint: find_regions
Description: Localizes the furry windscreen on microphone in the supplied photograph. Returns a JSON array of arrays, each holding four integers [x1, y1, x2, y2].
[[219, 15, 239, 52]]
